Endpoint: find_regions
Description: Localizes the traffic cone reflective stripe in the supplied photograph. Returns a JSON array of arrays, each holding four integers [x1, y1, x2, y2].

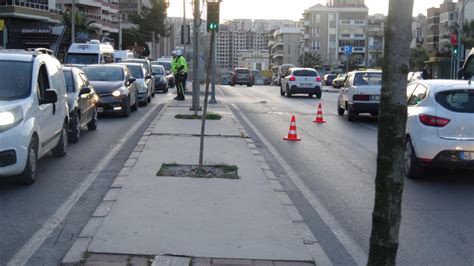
[[313, 103, 326, 123], [284, 115, 301, 141]]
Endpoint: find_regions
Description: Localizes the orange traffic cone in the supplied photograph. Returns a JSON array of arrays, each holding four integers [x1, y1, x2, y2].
[[313, 103, 326, 123], [284, 115, 301, 141]]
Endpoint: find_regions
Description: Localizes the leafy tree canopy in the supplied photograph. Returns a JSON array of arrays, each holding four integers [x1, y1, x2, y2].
[[298, 52, 322, 68]]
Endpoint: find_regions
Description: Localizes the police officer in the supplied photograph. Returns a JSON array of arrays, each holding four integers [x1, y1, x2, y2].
[[171, 50, 188, 101]]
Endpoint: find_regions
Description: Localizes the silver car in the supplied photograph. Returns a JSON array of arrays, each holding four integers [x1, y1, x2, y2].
[[280, 68, 323, 98]]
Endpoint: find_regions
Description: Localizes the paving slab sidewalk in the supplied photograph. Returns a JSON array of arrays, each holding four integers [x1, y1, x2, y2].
[[62, 98, 330, 265]]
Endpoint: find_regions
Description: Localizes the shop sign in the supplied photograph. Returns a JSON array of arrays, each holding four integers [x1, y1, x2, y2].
[[21, 28, 52, 34]]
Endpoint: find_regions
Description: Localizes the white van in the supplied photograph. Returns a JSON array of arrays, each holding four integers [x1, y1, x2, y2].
[[114, 50, 134, 62], [0, 48, 69, 185], [65, 39, 115, 65]]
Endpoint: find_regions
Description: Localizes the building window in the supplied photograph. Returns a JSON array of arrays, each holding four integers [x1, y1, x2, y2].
[[316, 14, 321, 23]]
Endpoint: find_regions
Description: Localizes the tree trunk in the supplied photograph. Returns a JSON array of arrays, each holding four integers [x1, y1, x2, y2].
[[367, 0, 413, 265]]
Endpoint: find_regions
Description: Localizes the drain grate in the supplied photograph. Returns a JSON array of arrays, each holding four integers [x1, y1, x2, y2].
[[157, 164, 239, 179]]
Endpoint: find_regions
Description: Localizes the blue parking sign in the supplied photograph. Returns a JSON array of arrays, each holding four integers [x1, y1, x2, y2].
[[344, 45, 353, 55]]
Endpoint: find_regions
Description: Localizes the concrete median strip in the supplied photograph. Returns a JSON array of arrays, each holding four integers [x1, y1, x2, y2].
[[61, 95, 330, 265]]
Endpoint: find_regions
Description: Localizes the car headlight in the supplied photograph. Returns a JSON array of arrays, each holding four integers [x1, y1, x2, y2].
[[0, 106, 23, 132], [112, 88, 126, 97]]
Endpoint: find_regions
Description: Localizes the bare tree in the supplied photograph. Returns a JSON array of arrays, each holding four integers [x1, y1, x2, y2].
[[367, 0, 413, 265]]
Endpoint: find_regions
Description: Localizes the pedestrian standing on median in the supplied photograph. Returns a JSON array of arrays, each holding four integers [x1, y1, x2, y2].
[[171, 50, 188, 101]]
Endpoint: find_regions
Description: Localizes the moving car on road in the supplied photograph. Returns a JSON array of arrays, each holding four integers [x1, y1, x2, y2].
[[151, 65, 169, 93], [405, 80, 474, 179], [230, 68, 254, 87], [332, 73, 347, 88], [323, 74, 337, 86], [337, 70, 382, 121], [82, 64, 138, 117], [117, 62, 152, 105], [280, 68, 322, 98], [65, 40, 115, 65], [121, 58, 155, 96], [0, 48, 69, 185], [63, 66, 98, 143]]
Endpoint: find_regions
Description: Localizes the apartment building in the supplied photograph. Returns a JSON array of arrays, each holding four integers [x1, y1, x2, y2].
[[119, 0, 150, 29], [411, 14, 427, 48], [0, 0, 63, 49], [367, 14, 384, 67], [268, 27, 301, 68], [237, 49, 269, 71], [57, 0, 119, 35], [302, 0, 369, 67]]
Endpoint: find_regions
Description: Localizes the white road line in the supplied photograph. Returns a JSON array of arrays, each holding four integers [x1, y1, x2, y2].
[[229, 101, 368, 266], [7, 104, 161, 266]]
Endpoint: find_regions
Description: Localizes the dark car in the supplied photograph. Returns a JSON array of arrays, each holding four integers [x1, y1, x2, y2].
[[82, 64, 138, 117], [230, 68, 253, 87], [116, 62, 153, 105], [323, 74, 337, 86], [152, 60, 175, 88], [151, 64, 169, 92], [63, 66, 98, 143], [121, 58, 155, 96]]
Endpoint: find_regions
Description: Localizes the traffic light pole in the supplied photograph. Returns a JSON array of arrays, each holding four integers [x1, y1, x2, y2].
[[209, 34, 217, 104], [191, 0, 201, 113], [198, 30, 216, 169]]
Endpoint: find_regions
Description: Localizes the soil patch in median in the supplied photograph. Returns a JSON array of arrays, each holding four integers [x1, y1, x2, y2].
[[157, 164, 239, 179]]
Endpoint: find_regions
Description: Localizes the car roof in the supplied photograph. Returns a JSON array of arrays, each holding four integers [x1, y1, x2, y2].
[[412, 79, 474, 92], [350, 70, 382, 74], [116, 62, 143, 67], [290, 67, 317, 71], [83, 64, 125, 69], [0, 49, 51, 61]]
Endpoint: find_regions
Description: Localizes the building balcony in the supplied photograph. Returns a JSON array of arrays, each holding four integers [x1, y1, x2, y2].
[[303, 34, 309, 40], [303, 20, 309, 26], [0, 1, 62, 23]]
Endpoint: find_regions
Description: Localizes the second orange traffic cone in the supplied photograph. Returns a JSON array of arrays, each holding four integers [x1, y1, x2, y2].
[[313, 103, 326, 123], [284, 115, 301, 141]]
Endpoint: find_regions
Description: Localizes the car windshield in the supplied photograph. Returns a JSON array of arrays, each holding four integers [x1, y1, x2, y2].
[[152, 66, 164, 75], [436, 90, 474, 113], [236, 69, 250, 74], [65, 53, 99, 65], [83, 67, 124, 81], [293, 70, 317, 77], [0, 61, 32, 100], [126, 65, 144, 79], [354, 72, 382, 86], [63, 70, 76, 92], [156, 62, 171, 71]]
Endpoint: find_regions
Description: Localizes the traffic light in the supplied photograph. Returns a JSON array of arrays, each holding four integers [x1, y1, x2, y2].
[[207, 1, 220, 32], [453, 46, 458, 55]]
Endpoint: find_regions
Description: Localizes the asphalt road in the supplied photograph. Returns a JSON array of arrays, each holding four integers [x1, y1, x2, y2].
[[219, 84, 474, 265], [0, 91, 172, 265]]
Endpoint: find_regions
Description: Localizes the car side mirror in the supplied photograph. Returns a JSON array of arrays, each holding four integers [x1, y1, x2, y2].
[[128, 77, 136, 83], [79, 87, 92, 95], [145, 75, 152, 79], [40, 89, 58, 105]]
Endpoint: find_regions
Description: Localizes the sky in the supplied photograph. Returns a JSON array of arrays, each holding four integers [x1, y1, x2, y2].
[[167, 0, 445, 21]]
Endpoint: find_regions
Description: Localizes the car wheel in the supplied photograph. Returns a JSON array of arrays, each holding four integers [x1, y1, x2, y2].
[[308, 94, 314, 98], [316, 93, 322, 99], [131, 96, 138, 111], [164, 87, 169, 93], [370, 112, 379, 116], [19, 135, 38, 185], [52, 122, 68, 157], [347, 107, 357, 121], [147, 94, 151, 103], [68, 111, 81, 143], [286, 85, 292, 97], [337, 105, 345, 115], [405, 137, 425, 179], [87, 108, 98, 130], [280, 85, 285, 96]]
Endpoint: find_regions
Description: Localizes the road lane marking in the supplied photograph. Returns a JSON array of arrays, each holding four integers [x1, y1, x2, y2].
[[228, 101, 368, 265], [7, 104, 162, 266]]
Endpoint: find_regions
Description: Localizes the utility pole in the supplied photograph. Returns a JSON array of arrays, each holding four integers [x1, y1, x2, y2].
[[71, 0, 76, 44], [183, 0, 187, 56], [191, 0, 201, 112], [209, 33, 217, 104], [118, 14, 122, 50]]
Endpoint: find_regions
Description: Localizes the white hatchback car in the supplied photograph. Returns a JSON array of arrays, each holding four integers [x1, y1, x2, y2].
[[405, 80, 474, 179], [280, 68, 323, 98], [0, 48, 69, 185]]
